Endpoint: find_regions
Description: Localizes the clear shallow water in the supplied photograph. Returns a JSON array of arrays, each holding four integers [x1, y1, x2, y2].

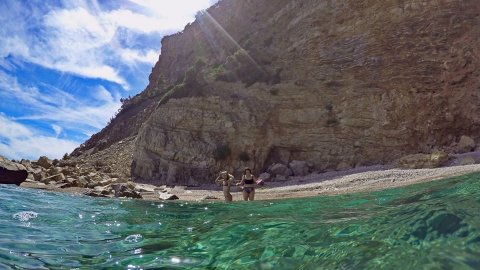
[[1, 174, 480, 269]]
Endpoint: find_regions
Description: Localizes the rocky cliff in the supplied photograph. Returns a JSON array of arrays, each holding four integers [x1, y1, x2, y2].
[[75, 0, 480, 186]]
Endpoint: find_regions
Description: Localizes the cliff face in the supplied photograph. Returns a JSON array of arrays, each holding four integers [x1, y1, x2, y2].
[[78, 0, 480, 186]]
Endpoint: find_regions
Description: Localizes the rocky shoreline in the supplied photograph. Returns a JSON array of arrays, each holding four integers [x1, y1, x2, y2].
[[14, 162, 480, 202], [1, 136, 478, 201], [1, 148, 479, 202]]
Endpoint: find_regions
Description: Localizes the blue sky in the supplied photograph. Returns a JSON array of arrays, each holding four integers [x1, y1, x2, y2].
[[0, 0, 217, 160]]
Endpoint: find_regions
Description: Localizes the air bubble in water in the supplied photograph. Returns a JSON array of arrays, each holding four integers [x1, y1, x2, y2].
[[124, 234, 143, 243], [12, 211, 38, 222]]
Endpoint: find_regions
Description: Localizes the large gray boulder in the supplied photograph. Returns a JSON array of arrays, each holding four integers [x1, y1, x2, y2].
[[0, 156, 28, 185], [112, 183, 142, 199], [289, 160, 309, 176], [456, 136, 476, 153], [36, 156, 53, 169], [268, 163, 293, 177], [258, 172, 271, 181], [159, 192, 179, 200], [397, 151, 449, 169]]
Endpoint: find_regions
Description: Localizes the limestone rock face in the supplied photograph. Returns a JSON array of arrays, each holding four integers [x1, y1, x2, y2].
[[65, 0, 480, 185], [128, 0, 480, 185]]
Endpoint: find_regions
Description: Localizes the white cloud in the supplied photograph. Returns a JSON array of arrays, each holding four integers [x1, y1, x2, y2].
[[21, 100, 121, 131], [0, 1, 216, 88], [0, 115, 79, 160], [0, 72, 121, 160], [0, 71, 121, 135], [0, 113, 32, 139], [119, 48, 158, 64], [51, 124, 63, 137], [128, 0, 212, 20], [95, 86, 114, 102], [0, 36, 29, 59]]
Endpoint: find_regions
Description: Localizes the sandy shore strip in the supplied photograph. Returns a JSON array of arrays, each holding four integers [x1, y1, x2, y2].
[[20, 164, 480, 202]]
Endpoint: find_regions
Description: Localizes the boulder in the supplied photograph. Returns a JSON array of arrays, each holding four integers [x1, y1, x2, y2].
[[72, 176, 88, 188], [200, 194, 219, 201], [268, 163, 293, 177], [0, 157, 28, 185], [135, 183, 158, 193], [20, 159, 33, 171], [55, 182, 71, 189], [36, 156, 53, 169], [289, 160, 309, 176], [159, 193, 179, 200], [98, 179, 112, 186], [47, 166, 60, 176], [274, 175, 288, 181], [459, 156, 477, 165], [112, 183, 142, 199], [65, 177, 75, 184], [397, 151, 449, 169], [258, 172, 271, 181], [87, 181, 98, 189], [83, 190, 109, 198], [94, 186, 112, 196], [61, 167, 76, 176], [33, 170, 46, 182], [42, 173, 65, 183], [55, 173, 66, 182], [456, 136, 476, 153], [126, 181, 136, 190]]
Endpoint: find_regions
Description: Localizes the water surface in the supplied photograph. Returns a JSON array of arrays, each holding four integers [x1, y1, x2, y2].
[[1, 173, 480, 269]]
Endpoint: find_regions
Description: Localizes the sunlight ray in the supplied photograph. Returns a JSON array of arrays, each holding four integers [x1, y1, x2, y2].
[[198, 10, 266, 73]]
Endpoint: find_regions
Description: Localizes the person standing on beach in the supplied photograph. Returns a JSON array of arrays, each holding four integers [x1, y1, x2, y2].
[[215, 171, 234, 201], [237, 167, 257, 201]]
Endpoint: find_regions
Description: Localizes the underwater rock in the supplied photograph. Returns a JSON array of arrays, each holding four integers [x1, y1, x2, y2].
[[83, 189, 110, 198], [428, 213, 463, 236]]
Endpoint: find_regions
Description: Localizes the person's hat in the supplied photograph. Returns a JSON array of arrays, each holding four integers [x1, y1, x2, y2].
[[220, 171, 228, 174]]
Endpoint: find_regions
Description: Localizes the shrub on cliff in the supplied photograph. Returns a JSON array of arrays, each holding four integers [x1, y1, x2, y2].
[[214, 144, 231, 161], [215, 49, 271, 86], [184, 58, 206, 87], [157, 59, 207, 108]]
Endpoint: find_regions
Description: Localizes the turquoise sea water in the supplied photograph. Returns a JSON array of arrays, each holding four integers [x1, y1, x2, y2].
[[1, 173, 480, 269]]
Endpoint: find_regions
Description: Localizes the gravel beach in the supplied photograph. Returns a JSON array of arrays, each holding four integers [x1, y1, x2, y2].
[[147, 164, 480, 201], [20, 164, 480, 202]]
